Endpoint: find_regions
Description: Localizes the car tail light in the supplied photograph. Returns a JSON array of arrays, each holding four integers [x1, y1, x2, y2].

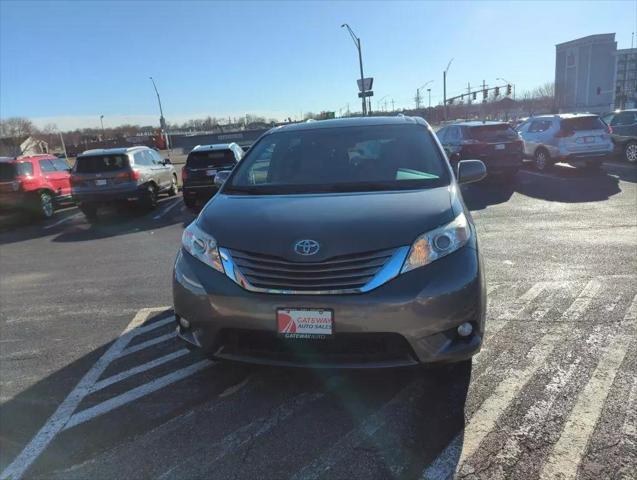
[[555, 129, 574, 138], [181, 166, 188, 181], [130, 169, 141, 182]]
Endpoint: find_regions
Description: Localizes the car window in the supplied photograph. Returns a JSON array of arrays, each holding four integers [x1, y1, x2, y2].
[[53, 158, 69, 171], [436, 128, 447, 142], [469, 124, 519, 141], [0, 162, 34, 179], [39, 159, 56, 173], [561, 116, 606, 131], [611, 112, 637, 126], [447, 127, 460, 142], [143, 150, 160, 165], [133, 151, 151, 166], [227, 124, 449, 194], [75, 155, 129, 173], [528, 120, 553, 133], [187, 149, 236, 169]]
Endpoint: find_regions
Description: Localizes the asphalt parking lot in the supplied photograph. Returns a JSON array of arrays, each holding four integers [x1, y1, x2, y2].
[[0, 162, 636, 480]]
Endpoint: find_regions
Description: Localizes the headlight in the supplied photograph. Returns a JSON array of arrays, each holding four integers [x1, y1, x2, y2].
[[401, 212, 471, 273], [181, 222, 224, 273]]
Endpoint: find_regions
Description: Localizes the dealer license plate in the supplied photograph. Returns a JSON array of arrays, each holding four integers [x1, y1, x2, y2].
[[206, 169, 217, 176], [95, 179, 107, 186], [495, 144, 505, 150], [277, 308, 333, 339]]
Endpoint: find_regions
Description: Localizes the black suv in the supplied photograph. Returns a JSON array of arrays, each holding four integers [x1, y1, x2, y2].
[[602, 110, 637, 163], [436, 121, 524, 180], [181, 143, 243, 209]]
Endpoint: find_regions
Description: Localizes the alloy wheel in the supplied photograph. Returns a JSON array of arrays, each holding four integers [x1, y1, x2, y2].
[[40, 192, 54, 218], [626, 142, 637, 163]]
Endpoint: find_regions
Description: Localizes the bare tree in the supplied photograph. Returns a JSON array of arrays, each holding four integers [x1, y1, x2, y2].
[[0, 117, 35, 138]]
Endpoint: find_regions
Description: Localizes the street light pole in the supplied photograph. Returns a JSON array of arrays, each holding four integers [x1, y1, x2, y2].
[[341, 23, 367, 115], [149, 76, 170, 151], [443, 58, 453, 121], [427, 88, 431, 108], [100, 115, 105, 140], [416, 80, 433, 110]]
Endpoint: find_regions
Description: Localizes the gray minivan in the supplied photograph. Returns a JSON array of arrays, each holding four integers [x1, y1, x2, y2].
[[173, 116, 488, 369], [72, 146, 177, 219]]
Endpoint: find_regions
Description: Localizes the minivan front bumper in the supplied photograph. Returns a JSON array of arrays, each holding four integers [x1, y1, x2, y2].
[[172, 243, 486, 368]]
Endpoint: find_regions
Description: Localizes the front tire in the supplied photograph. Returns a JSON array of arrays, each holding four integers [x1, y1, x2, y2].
[[168, 175, 178, 196], [534, 148, 551, 171], [625, 141, 637, 163]]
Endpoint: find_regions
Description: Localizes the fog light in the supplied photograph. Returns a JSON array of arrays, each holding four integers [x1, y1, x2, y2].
[[179, 317, 190, 329], [457, 322, 473, 337]]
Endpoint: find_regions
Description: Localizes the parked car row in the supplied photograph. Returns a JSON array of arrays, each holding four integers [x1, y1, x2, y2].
[[435, 111, 630, 180]]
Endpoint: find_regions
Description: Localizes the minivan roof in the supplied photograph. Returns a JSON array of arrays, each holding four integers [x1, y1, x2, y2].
[[272, 116, 428, 133], [77, 146, 148, 157]]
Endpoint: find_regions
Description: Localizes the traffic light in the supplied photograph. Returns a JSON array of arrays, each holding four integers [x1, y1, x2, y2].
[[494, 86, 500, 97], [472, 91, 477, 100], [448, 98, 454, 105], [483, 89, 488, 99], [507, 84, 512, 96]]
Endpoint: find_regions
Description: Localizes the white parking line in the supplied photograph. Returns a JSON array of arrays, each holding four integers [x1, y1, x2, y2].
[[43, 212, 82, 230], [153, 198, 182, 220], [540, 294, 637, 480], [118, 331, 177, 357], [63, 359, 212, 431], [89, 348, 190, 393], [423, 280, 601, 479], [0, 307, 170, 480]]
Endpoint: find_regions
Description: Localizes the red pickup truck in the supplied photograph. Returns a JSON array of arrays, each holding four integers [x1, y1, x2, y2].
[[0, 154, 74, 219]]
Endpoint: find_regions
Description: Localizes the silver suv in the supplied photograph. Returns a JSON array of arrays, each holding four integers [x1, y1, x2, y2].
[[71, 146, 177, 219], [516, 114, 613, 171]]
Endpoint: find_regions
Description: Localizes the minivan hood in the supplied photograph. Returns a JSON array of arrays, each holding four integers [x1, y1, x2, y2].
[[197, 187, 454, 261]]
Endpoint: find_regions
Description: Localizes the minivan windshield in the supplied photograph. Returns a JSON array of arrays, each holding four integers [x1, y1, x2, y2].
[[75, 155, 129, 173], [225, 124, 449, 194]]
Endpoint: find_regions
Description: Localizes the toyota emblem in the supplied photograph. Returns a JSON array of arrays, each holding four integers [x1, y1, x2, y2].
[[294, 239, 320, 256]]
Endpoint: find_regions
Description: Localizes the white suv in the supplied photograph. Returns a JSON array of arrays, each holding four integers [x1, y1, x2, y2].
[[516, 114, 614, 171]]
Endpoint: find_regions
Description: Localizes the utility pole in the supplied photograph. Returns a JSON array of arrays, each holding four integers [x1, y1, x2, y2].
[[99, 115, 105, 140], [415, 89, 422, 109], [391, 99, 395, 111], [341, 23, 367, 115], [443, 58, 453, 121]]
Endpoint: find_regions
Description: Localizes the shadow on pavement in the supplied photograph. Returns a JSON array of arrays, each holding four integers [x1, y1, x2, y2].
[[0, 309, 472, 479], [516, 165, 621, 202]]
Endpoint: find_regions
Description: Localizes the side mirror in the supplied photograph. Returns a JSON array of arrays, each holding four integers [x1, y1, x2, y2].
[[457, 160, 487, 184], [214, 170, 231, 187], [163, 158, 172, 165]]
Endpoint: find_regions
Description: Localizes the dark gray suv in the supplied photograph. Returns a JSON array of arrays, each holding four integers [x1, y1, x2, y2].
[[72, 146, 177, 219], [173, 116, 487, 368]]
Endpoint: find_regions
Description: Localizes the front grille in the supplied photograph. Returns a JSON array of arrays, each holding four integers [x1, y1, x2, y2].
[[227, 247, 396, 291]]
